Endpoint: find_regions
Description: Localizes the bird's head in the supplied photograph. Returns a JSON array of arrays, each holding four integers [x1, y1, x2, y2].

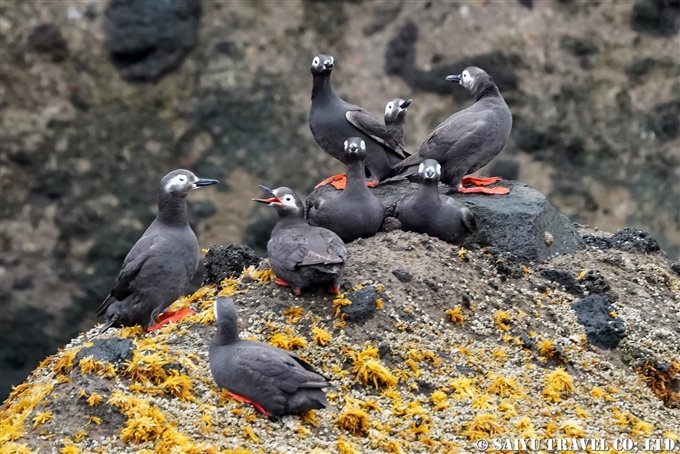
[[384, 98, 412, 125], [343, 137, 367, 161], [446, 66, 493, 94], [160, 169, 218, 197], [417, 159, 442, 182], [252, 185, 304, 217], [310, 54, 335, 75]]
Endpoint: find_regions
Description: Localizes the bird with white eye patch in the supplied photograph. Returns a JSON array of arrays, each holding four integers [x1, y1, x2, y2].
[[383, 97, 412, 155], [306, 137, 385, 243], [97, 169, 218, 332], [395, 158, 476, 244], [309, 53, 411, 190], [253, 185, 347, 296], [393, 66, 512, 195]]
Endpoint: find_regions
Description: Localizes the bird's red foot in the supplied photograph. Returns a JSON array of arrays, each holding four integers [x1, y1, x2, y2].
[[315, 174, 347, 190], [462, 176, 501, 186], [366, 180, 378, 188], [330, 286, 340, 295], [147, 307, 195, 332], [292, 287, 302, 296], [275, 278, 290, 288], [228, 391, 272, 417], [457, 185, 510, 195]]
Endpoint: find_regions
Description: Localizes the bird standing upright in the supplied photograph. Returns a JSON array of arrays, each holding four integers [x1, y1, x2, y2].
[[383, 97, 412, 155], [393, 66, 512, 195], [97, 169, 218, 332], [309, 54, 410, 189]]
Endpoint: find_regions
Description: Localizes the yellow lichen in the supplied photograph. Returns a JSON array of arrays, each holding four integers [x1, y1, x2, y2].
[[537, 339, 558, 360], [590, 386, 608, 399], [449, 376, 478, 399], [561, 419, 585, 437], [53, 348, 79, 375], [498, 400, 517, 416], [60, 443, 80, 454], [269, 332, 307, 351], [542, 368, 576, 402], [73, 431, 87, 442], [311, 326, 332, 346], [86, 392, 103, 407], [494, 310, 512, 331], [429, 390, 449, 411], [88, 416, 102, 425], [32, 411, 53, 428], [445, 306, 465, 325], [348, 346, 397, 388], [487, 373, 522, 397], [218, 278, 240, 297], [243, 426, 260, 443], [119, 326, 145, 337], [471, 394, 493, 410], [285, 306, 305, 324], [515, 416, 536, 438], [332, 296, 352, 317], [375, 298, 384, 310], [242, 265, 276, 284], [336, 406, 370, 436], [1, 442, 32, 454], [301, 409, 320, 427], [157, 371, 194, 401], [464, 413, 502, 440], [337, 438, 360, 454]]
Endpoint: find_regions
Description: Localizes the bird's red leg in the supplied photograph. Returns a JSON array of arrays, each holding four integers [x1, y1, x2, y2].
[[274, 278, 290, 288], [227, 391, 272, 417], [147, 306, 195, 332], [462, 176, 501, 186], [329, 285, 340, 295], [365, 179, 379, 188], [457, 185, 510, 195], [292, 287, 303, 297], [315, 174, 347, 190]]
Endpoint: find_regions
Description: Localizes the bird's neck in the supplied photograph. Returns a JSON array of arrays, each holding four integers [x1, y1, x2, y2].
[[312, 74, 333, 100], [386, 124, 404, 144], [415, 180, 441, 203], [345, 159, 370, 195], [213, 321, 239, 345], [475, 84, 501, 102], [273, 214, 308, 233], [157, 192, 189, 226]]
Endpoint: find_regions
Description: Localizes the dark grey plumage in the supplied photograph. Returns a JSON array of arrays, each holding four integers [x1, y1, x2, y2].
[[97, 169, 218, 332], [383, 98, 412, 153], [395, 159, 475, 244], [393, 66, 512, 192], [306, 137, 385, 243], [209, 297, 329, 417], [309, 54, 410, 183], [253, 186, 346, 295]]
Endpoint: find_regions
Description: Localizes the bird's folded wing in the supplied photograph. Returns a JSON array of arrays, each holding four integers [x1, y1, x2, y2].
[[239, 347, 327, 393], [346, 109, 410, 159]]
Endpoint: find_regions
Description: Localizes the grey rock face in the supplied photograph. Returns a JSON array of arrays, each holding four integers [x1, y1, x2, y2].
[[571, 295, 626, 349]]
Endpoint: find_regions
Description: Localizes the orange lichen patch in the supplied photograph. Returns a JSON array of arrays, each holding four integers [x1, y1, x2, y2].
[[311, 326, 332, 346], [242, 265, 276, 284], [269, 332, 307, 351], [464, 413, 503, 440], [243, 426, 260, 443], [119, 326, 145, 337], [86, 392, 103, 407], [218, 278, 240, 297], [1, 442, 32, 454], [284, 306, 305, 324], [494, 310, 512, 331], [487, 373, 523, 398], [337, 438, 361, 454], [301, 409, 320, 427], [347, 346, 398, 388], [429, 390, 449, 411], [498, 400, 517, 417], [157, 371, 194, 401], [0, 382, 54, 443], [561, 419, 585, 437], [336, 406, 370, 436], [542, 368, 576, 403], [77, 357, 116, 378], [32, 411, 53, 428], [332, 296, 352, 317], [636, 360, 680, 406], [515, 416, 536, 438], [53, 348, 79, 375], [471, 394, 494, 410], [537, 339, 558, 360], [444, 306, 465, 325], [449, 376, 478, 399]]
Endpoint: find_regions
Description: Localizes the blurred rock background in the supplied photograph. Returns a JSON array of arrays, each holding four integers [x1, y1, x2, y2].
[[0, 0, 678, 399]]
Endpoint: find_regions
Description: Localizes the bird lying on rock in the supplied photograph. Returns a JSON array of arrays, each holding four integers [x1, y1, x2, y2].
[[307, 137, 385, 243], [209, 297, 330, 417], [309, 53, 411, 189], [395, 159, 476, 244], [253, 186, 346, 296], [393, 66, 512, 195], [97, 169, 218, 333]]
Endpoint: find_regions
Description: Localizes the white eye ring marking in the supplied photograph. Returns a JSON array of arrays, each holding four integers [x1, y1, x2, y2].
[[418, 163, 425, 174], [329, 56, 334, 64], [284, 195, 293, 203], [360, 140, 366, 150], [179, 176, 186, 182], [436, 164, 442, 174], [343, 140, 348, 149], [313, 57, 320, 66], [462, 71, 469, 79]]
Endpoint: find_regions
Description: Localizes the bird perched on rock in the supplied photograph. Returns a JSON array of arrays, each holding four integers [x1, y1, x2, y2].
[[383, 97, 412, 154], [209, 297, 330, 417], [253, 186, 346, 296], [306, 137, 385, 243], [395, 159, 476, 244], [309, 53, 410, 189], [97, 169, 218, 332], [393, 66, 512, 195]]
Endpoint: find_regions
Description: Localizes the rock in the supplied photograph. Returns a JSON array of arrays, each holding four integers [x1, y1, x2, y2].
[[609, 228, 661, 254], [581, 270, 611, 295], [540, 268, 584, 296], [647, 100, 680, 141], [671, 261, 680, 276], [392, 268, 412, 283], [74, 338, 134, 365], [571, 295, 626, 349], [103, 0, 201, 82], [360, 179, 584, 263], [631, 0, 680, 36], [27, 23, 68, 62], [341, 286, 379, 322], [203, 244, 261, 285]]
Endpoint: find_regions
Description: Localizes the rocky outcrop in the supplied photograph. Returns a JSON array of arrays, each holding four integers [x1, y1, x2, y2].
[[1, 0, 678, 401], [2, 227, 678, 453]]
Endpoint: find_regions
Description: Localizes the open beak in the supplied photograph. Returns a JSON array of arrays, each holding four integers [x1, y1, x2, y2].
[[399, 99, 412, 109], [252, 185, 280, 204], [195, 178, 219, 187], [446, 74, 461, 84]]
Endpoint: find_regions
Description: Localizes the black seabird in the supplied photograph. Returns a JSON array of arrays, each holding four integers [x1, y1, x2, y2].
[[395, 159, 476, 244], [97, 169, 218, 332], [383, 97, 412, 154], [309, 53, 410, 189], [306, 137, 385, 243], [393, 66, 512, 195], [209, 297, 330, 417], [253, 186, 346, 296]]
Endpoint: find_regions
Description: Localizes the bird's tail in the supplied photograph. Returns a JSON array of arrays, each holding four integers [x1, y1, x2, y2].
[[98, 318, 116, 335], [96, 293, 114, 317]]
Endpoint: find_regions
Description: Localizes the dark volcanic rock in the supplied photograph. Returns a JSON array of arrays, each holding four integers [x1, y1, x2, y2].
[[392, 268, 412, 283], [631, 0, 680, 36], [75, 338, 134, 365], [581, 270, 611, 295], [203, 244, 261, 285], [341, 286, 379, 322], [28, 23, 68, 62], [103, 0, 201, 82], [609, 228, 661, 253], [540, 268, 584, 296], [357, 179, 583, 263], [571, 295, 626, 349]]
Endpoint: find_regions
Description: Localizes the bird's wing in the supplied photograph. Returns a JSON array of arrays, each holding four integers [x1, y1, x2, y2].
[[346, 109, 410, 159], [97, 232, 165, 315], [271, 227, 345, 269], [300, 228, 346, 266], [268, 232, 308, 271]]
